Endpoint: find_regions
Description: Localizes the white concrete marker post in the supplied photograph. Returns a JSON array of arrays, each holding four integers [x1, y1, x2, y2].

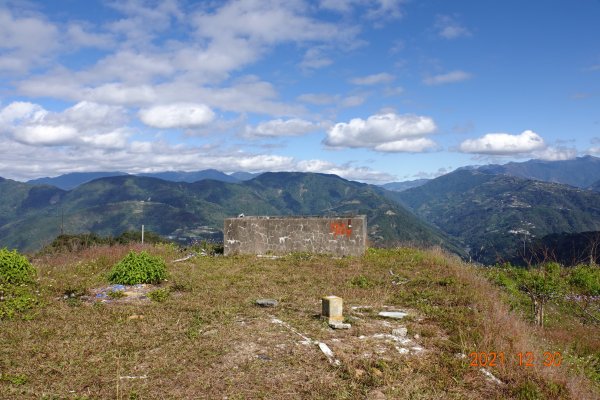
[[322, 296, 351, 329]]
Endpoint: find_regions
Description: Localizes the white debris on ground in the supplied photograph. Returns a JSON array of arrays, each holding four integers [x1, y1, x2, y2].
[[359, 329, 424, 356], [480, 368, 504, 385], [378, 311, 408, 319], [271, 317, 341, 366]]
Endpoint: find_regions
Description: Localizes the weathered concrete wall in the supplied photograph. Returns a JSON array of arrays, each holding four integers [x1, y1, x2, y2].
[[224, 216, 367, 256]]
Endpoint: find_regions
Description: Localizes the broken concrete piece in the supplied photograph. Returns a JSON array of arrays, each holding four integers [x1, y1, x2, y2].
[[329, 322, 351, 330], [392, 327, 407, 337], [322, 295, 344, 323], [378, 311, 407, 319], [255, 298, 278, 307], [318, 342, 341, 366]]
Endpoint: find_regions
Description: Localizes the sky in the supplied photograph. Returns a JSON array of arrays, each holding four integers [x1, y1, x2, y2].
[[0, 0, 599, 183]]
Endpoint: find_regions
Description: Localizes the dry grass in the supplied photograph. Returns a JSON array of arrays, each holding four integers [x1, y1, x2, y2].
[[0, 245, 597, 399]]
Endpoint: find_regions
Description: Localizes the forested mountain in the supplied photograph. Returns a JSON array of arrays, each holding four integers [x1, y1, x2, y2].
[[393, 169, 600, 264], [476, 155, 600, 188], [0, 173, 461, 254]]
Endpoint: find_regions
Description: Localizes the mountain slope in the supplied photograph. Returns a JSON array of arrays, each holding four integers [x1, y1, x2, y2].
[[380, 179, 429, 192], [137, 169, 240, 183], [27, 172, 128, 190], [477, 155, 600, 188], [0, 173, 462, 254], [393, 169, 600, 264]]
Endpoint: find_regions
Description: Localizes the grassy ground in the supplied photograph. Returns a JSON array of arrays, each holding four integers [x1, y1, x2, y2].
[[1, 245, 598, 399]]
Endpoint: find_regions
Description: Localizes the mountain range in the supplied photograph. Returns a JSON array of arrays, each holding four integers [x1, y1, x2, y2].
[[26, 169, 260, 190], [3, 155, 600, 263], [0, 173, 461, 254], [391, 169, 600, 264]]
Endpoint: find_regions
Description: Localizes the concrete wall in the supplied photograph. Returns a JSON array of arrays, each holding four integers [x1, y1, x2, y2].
[[224, 216, 367, 256]]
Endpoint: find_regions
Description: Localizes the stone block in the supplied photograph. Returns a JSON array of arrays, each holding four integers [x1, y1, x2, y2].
[[322, 295, 344, 323]]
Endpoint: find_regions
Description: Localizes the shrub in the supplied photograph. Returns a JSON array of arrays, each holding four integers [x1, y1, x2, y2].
[[569, 264, 600, 296], [107, 251, 167, 285], [0, 248, 36, 285]]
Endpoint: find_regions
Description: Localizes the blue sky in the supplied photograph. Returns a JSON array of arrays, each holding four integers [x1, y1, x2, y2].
[[0, 0, 599, 183]]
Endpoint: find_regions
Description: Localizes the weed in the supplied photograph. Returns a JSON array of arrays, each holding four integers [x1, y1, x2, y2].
[[107, 251, 167, 284], [170, 281, 192, 292], [107, 290, 126, 299], [0, 248, 36, 285], [1, 373, 28, 385], [513, 380, 542, 400], [147, 287, 170, 302], [349, 274, 375, 289]]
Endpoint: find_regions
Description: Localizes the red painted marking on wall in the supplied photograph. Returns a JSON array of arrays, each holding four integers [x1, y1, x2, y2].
[[330, 221, 352, 237]]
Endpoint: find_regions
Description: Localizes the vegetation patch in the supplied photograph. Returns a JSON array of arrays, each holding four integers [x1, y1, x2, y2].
[[107, 251, 167, 285], [0, 248, 40, 320], [0, 248, 36, 285], [147, 287, 170, 302]]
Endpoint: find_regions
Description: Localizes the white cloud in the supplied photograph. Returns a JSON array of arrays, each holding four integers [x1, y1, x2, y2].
[[296, 159, 395, 182], [0, 8, 59, 71], [138, 103, 215, 129], [423, 70, 472, 85], [374, 138, 437, 152], [341, 95, 365, 107], [0, 101, 129, 148], [435, 15, 471, 40], [0, 101, 46, 125], [350, 72, 395, 85], [459, 130, 546, 155], [66, 23, 114, 48], [244, 119, 323, 138], [533, 146, 577, 161], [13, 124, 78, 146], [300, 47, 333, 70], [324, 113, 437, 152], [297, 93, 337, 105]]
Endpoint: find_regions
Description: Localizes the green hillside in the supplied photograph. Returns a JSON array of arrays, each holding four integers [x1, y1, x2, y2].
[[393, 170, 600, 264], [0, 173, 461, 254], [478, 155, 600, 188]]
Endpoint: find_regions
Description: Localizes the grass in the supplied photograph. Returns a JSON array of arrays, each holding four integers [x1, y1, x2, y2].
[[0, 245, 598, 399]]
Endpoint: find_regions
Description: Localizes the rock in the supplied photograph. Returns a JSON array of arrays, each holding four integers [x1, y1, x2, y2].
[[392, 327, 407, 337], [329, 322, 351, 330], [255, 298, 278, 307], [378, 311, 407, 319], [367, 389, 386, 400]]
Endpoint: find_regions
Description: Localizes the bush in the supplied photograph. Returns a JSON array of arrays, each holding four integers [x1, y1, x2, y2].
[[569, 264, 600, 296], [0, 248, 36, 285], [107, 251, 167, 285]]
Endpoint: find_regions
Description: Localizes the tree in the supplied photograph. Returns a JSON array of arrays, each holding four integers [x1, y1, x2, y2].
[[518, 262, 563, 327]]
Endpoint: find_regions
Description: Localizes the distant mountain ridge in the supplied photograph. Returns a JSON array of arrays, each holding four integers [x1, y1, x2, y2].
[[393, 168, 600, 264], [27, 172, 129, 190], [380, 179, 429, 192], [475, 155, 600, 188], [25, 169, 261, 190]]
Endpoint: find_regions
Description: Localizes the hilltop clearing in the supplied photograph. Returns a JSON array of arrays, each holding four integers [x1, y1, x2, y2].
[[1, 245, 597, 399]]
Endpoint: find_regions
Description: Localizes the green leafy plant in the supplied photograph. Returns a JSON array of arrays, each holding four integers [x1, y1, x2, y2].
[[107, 290, 126, 299], [569, 264, 600, 296], [349, 274, 375, 289], [147, 288, 170, 302], [107, 251, 167, 285], [0, 248, 36, 285], [518, 262, 564, 327]]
